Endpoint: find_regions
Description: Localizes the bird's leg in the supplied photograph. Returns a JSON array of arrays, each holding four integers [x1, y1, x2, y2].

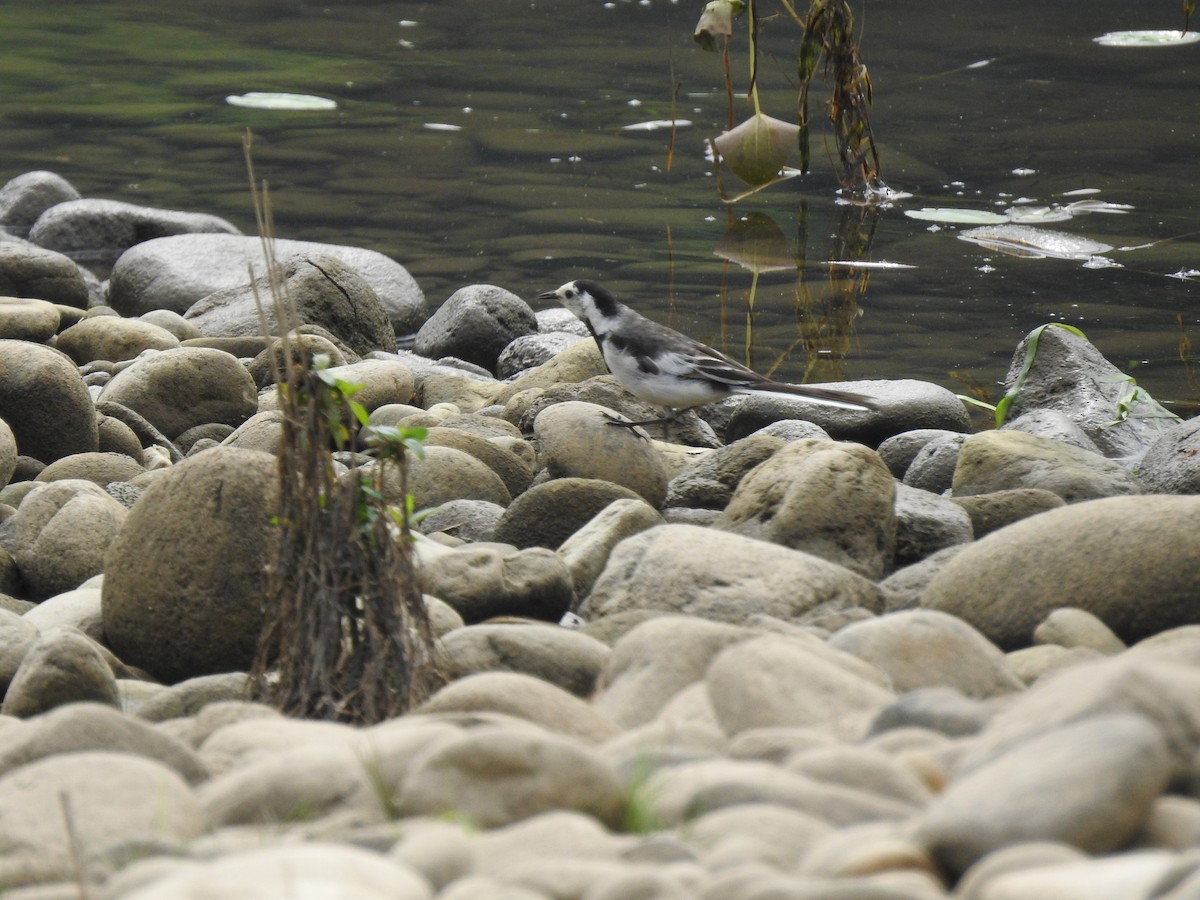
[[603, 408, 680, 439]]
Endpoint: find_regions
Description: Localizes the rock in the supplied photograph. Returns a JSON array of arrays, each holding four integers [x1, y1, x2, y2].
[[0, 702, 206, 784], [34, 451, 145, 488], [0, 171, 81, 234], [108, 233, 425, 335], [706, 633, 895, 739], [22, 584, 103, 640], [324, 357, 416, 410], [139, 308, 201, 341], [101, 447, 277, 683], [1006, 644, 1105, 685], [497, 331, 587, 378], [0, 750, 205, 885], [828, 610, 1023, 699], [951, 430, 1139, 501], [440, 622, 610, 696], [418, 371, 500, 413], [1136, 414, 1200, 494], [219, 410, 283, 454], [493, 478, 644, 550], [1000, 324, 1178, 463], [1, 626, 119, 717], [0, 297, 59, 342], [902, 433, 966, 494], [494, 339, 608, 405], [119, 843, 433, 900], [748, 418, 832, 443], [184, 254, 398, 355], [8, 479, 126, 598], [398, 445, 512, 510], [54, 315, 180, 364], [867, 686, 992, 739], [415, 671, 621, 743], [593, 616, 755, 728], [914, 714, 1172, 878], [922, 495, 1200, 648], [556, 496, 663, 600], [0, 418, 15, 489], [0, 339, 98, 464], [715, 440, 897, 579], [960, 850, 1179, 900], [134, 672, 252, 723], [28, 197, 240, 260], [583, 524, 885, 625], [1003, 408, 1105, 454], [417, 499, 505, 543], [0, 609, 38, 694], [684, 803, 832, 870], [419, 545, 574, 623], [97, 347, 258, 441], [876, 429, 967, 479], [533, 401, 669, 507], [1033, 607, 1126, 655], [0, 242, 90, 308], [893, 483, 974, 567], [950, 488, 1065, 538], [94, 399, 182, 462], [665, 435, 783, 510], [725, 379, 970, 445], [422, 426, 534, 499], [414, 284, 538, 372], [95, 412, 146, 461], [398, 725, 625, 828]]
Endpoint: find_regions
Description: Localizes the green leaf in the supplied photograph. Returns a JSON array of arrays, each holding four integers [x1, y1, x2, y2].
[[713, 112, 801, 186], [349, 400, 370, 427], [995, 323, 1088, 427]]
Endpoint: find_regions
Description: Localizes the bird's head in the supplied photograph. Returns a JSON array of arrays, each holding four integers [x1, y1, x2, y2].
[[538, 279, 621, 326]]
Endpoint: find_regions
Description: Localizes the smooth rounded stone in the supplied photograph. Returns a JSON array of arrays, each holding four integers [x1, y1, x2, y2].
[[786, 746, 934, 807], [108, 233, 425, 334], [1002, 407, 1105, 455], [0, 171, 81, 233], [1006, 644, 1104, 685], [1137, 414, 1200, 494], [684, 803, 832, 869], [0, 750, 204, 885], [892, 483, 974, 567], [414, 671, 621, 743], [705, 633, 895, 740], [593, 616, 755, 729], [439, 622, 610, 696], [97, 347, 257, 441], [798, 821, 939, 883], [921, 495, 1200, 649], [388, 819, 476, 891], [578, 868, 700, 900], [1001, 324, 1178, 462], [0, 702, 206, 784], [1033, 607, 1126, 654], [748, 419, 832, 444], [414, 284, 538, 372], [954, 841, 1087, 899], [867, 687, 992, 739], [219, 410, 283, 454], [22, 584, 102, 639], [0, 339, 98, 464], [1136, 795, 1200, 851], [828, 609, 1022, 699], [119, 843, 433, 900], [438, 876, 551, 900], [470, 808, 633, 875], [582, 524, 886, 626], [318, 357, 416, 411], [94, 398, 182, 461], [183, 253, 397, 355], [175, 421, 235, 455], [493, 477, 644, 550], [963, 850, 1178, 900], [951, 430, 1139, 501], [534, 401, 669, 507], [33, 451, 145, 488], [876, 429, 966, 479], [398, 725, 626, 828], [138, 308, 201, 341], [392, 445, 512, 510], [645, 757, 915, 830], [725, 379, 970, 446], [915, 713, 1172, 877], [949, 488, 1065, 538], [0, 242, 90, 308], [418, 371, 501, 413], [0, 417, 17, 489], [493, 339, 608, 405], [557, 497, 664, 602], [196, 714, 362, 775], [665, 435, 784, 510], [0, 609, 38, 694], [29, 197, 239, 258], [9, 479, 126, 598], [101, 447, 277, 683], [497, 331, 587, 379], [419, 544, 574, 623], [902, 433, 966, 494], [95, 413, 145, 462], [715, 439, 896, 579], [0, 297, 59, 342], [55, 315, 181, 365], [418, 498, 506, 543], [1, 626, 118, 717], [727, 727, 837, 763], [422, 426, 534, 499]]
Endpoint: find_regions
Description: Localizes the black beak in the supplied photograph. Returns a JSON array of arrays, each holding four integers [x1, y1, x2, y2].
[[537, 290, 558, 301]]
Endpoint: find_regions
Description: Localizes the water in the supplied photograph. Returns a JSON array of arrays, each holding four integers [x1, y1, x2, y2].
[[5, 0, 1198, 419]]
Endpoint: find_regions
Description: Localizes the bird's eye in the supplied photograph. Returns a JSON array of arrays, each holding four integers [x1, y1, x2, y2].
[[564, 290, 575, 298]]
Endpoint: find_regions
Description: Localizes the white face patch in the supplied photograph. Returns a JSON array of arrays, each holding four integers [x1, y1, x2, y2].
[[555, 282, 588, 320]]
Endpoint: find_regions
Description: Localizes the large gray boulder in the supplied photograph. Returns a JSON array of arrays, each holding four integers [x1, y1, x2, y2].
[[0, 340, 98, 464], [28, 198, 240, 260], [0, 171, 81, 234], [0, 242, 90, 308], [414, 284, 537, 372]]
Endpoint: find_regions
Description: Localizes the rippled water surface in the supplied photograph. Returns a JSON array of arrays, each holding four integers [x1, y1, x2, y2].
[[5, 0, 1199, 416]]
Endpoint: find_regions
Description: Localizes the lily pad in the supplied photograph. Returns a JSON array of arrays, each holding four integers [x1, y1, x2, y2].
[[905, 208, 1009, 225], [225, 92, 337, 111], [714, 112, 802, 187], [1094, 30, 1200, 47]]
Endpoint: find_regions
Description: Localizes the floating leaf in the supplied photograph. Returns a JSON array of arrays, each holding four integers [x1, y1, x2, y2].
[[958, 224, 1114, 260], [622, 120, 692, 132], [713, 112, 801, 187], [694, 0, 744, 51], [1004, 205, 1074, 224], [225, 92, 337, 111], [1094, 29, 1200, 46], [713, 212, 795, 273], [905, 207, 1009, 225]]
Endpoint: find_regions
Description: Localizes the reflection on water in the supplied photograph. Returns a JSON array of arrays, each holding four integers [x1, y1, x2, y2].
[[3, 0, 1198, 412]]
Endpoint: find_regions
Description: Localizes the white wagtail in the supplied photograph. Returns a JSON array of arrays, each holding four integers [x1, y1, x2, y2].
[[538, 279, 879, 429]]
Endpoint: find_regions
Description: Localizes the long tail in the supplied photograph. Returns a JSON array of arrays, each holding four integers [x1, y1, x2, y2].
[[737, 380, 880, 411]]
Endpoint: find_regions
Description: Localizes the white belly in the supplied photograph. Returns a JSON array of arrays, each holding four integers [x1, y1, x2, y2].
[[604, 346, 729, 409]]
